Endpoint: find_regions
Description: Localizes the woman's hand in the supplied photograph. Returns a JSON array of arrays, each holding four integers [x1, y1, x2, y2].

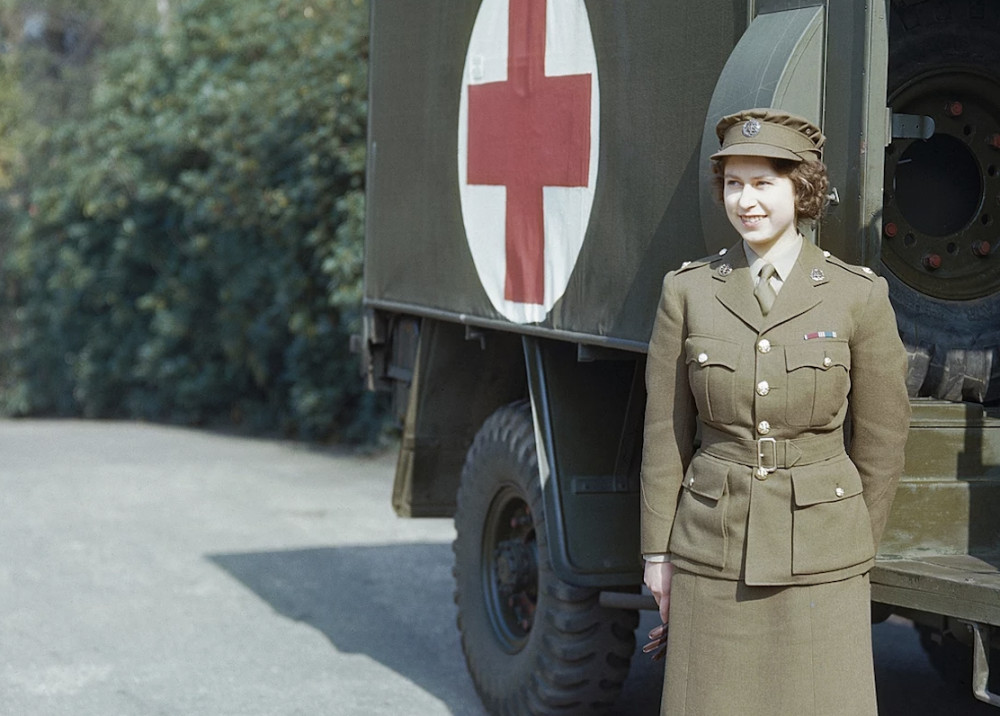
[[643, 559, 674, 624], [642, 560, 674, 660]]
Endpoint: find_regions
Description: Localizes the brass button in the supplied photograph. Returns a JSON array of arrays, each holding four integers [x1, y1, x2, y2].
[[756, 381, 770, 396], [757, 421, 771, 435], [757, 339, 771, 354], [823, 356, 833, 368], [835, 486, 845, 498], [755, 467, 769, 481], [698, 352, 709, 364]]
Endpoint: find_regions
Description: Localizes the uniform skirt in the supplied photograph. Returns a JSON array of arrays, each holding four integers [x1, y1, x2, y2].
[[662, 570, 877, 716]]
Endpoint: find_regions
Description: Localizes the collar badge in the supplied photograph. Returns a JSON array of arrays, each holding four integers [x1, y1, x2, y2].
[[718, 263, 733, 276], [810, 268, 825, 281]]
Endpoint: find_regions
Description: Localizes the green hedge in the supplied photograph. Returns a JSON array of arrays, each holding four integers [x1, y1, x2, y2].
[[0, 0, 383, 442]]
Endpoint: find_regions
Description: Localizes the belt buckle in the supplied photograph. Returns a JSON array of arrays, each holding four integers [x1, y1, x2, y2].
[[756, 437, 777, 479]]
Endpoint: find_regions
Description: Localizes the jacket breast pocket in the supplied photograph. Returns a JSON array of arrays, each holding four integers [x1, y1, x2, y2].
[[784, 341, 851, 426], [669, 455, 732, 570], [789, 456, 874, 575], [685, 336, 741, 425]]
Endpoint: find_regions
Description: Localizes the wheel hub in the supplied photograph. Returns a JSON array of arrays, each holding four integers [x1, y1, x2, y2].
[[494, 539, 535, 597], [883, 69, 1000, 300], [482, 489, 538, 650]]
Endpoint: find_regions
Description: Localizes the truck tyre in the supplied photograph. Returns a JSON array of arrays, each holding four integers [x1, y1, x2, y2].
[[452, 401, 638, 715], [883, 1, 1000, 403]]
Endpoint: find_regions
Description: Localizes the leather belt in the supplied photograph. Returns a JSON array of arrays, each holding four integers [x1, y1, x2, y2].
[[699, 425, 846, 478]]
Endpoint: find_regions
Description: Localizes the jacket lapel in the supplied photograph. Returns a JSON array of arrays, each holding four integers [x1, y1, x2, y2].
[[713, 242, 762, 331]]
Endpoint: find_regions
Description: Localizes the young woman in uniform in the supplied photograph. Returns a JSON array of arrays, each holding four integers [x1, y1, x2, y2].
[[640, 108, 910, 715]]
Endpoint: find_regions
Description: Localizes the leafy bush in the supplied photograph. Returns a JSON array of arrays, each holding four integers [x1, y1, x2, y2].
[[0, 0, 382, 442]]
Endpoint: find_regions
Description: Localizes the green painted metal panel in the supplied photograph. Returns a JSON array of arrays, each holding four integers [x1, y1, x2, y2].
[[524, 337, 643, 585], [880, 401, 1000, 559]]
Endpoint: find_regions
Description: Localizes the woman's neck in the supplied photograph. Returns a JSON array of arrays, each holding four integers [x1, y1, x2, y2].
[[746, 229, 803, 264]]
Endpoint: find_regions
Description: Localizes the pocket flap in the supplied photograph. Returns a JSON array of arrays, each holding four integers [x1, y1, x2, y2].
[[785, 341, 850, 371], [685, 336, 741, 371], [791, 457, 863, 507], [682, 455, 731, 501]]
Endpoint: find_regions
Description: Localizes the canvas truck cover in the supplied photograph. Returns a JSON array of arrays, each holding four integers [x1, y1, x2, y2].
[[364, 2, 753, 350], [365, 1, 885, 349]]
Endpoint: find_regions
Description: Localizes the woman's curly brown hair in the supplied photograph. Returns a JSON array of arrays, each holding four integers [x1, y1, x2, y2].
[[711, 157, 830, 223]]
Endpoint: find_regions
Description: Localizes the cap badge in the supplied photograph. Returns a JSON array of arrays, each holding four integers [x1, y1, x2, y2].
[[810, 268, 825, 281], [742, 118, 762, 138], [718, 263, 733, 277]]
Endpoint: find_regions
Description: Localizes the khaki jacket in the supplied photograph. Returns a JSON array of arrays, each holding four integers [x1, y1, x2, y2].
[[640, 240, 910, 586]]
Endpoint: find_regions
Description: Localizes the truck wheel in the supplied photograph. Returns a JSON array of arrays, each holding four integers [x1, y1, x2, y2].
[[882, 2, 1000, 402], [452, 401, 638, 715]]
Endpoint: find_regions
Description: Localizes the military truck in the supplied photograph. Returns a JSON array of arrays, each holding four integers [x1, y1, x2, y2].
[[362, 0, 1000, 712]]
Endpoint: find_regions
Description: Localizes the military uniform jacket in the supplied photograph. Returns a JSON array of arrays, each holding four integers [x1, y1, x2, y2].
[[640, 239, 910, 586]]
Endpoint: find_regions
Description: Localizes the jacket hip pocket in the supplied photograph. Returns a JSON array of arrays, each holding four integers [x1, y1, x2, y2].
[[789, 456, 874, 575], [669, 454, 732, 570]]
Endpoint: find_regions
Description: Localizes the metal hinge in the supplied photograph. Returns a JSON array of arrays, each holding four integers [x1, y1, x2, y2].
[[889, 111, 936, 141]]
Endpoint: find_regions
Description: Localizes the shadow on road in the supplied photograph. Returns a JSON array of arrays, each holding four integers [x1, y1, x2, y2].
[[208, 544, 997, 716], [207, 543, 481, 713]]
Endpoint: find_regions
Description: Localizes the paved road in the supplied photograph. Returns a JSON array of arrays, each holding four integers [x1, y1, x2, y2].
[[1, 420, 995, 715]]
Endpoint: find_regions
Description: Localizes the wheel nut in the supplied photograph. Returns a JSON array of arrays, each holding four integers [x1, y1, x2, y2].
[[922, 253, 942, 270], [884, 222, 898, 238], [973, 240, 991, 257], [946, 101, 963, 117]]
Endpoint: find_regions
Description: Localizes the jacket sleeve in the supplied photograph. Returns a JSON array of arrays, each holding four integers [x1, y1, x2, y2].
[[640, 272, 698, 555], [847, 275, 911, 546]]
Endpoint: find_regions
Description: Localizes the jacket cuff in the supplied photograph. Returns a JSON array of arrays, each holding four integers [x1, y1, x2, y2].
[[643, 553, 672, 563]]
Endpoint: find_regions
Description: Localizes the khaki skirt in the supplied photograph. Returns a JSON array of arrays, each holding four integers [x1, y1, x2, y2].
[[662, 570, 876, 716]]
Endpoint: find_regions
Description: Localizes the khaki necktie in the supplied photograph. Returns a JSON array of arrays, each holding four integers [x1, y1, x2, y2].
[[755, 263, 777, 316]]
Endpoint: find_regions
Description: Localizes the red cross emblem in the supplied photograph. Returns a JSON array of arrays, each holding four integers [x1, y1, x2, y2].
[[458, 0, 599, 324]]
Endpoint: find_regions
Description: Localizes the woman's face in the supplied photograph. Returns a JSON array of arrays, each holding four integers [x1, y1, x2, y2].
[[722, 155, 798, 254]]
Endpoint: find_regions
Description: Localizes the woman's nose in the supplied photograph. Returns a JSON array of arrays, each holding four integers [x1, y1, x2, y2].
[[738, 186, 757, 208]]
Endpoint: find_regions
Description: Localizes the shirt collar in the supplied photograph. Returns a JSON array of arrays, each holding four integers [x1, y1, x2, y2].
[[743, 233, 803, 281]]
